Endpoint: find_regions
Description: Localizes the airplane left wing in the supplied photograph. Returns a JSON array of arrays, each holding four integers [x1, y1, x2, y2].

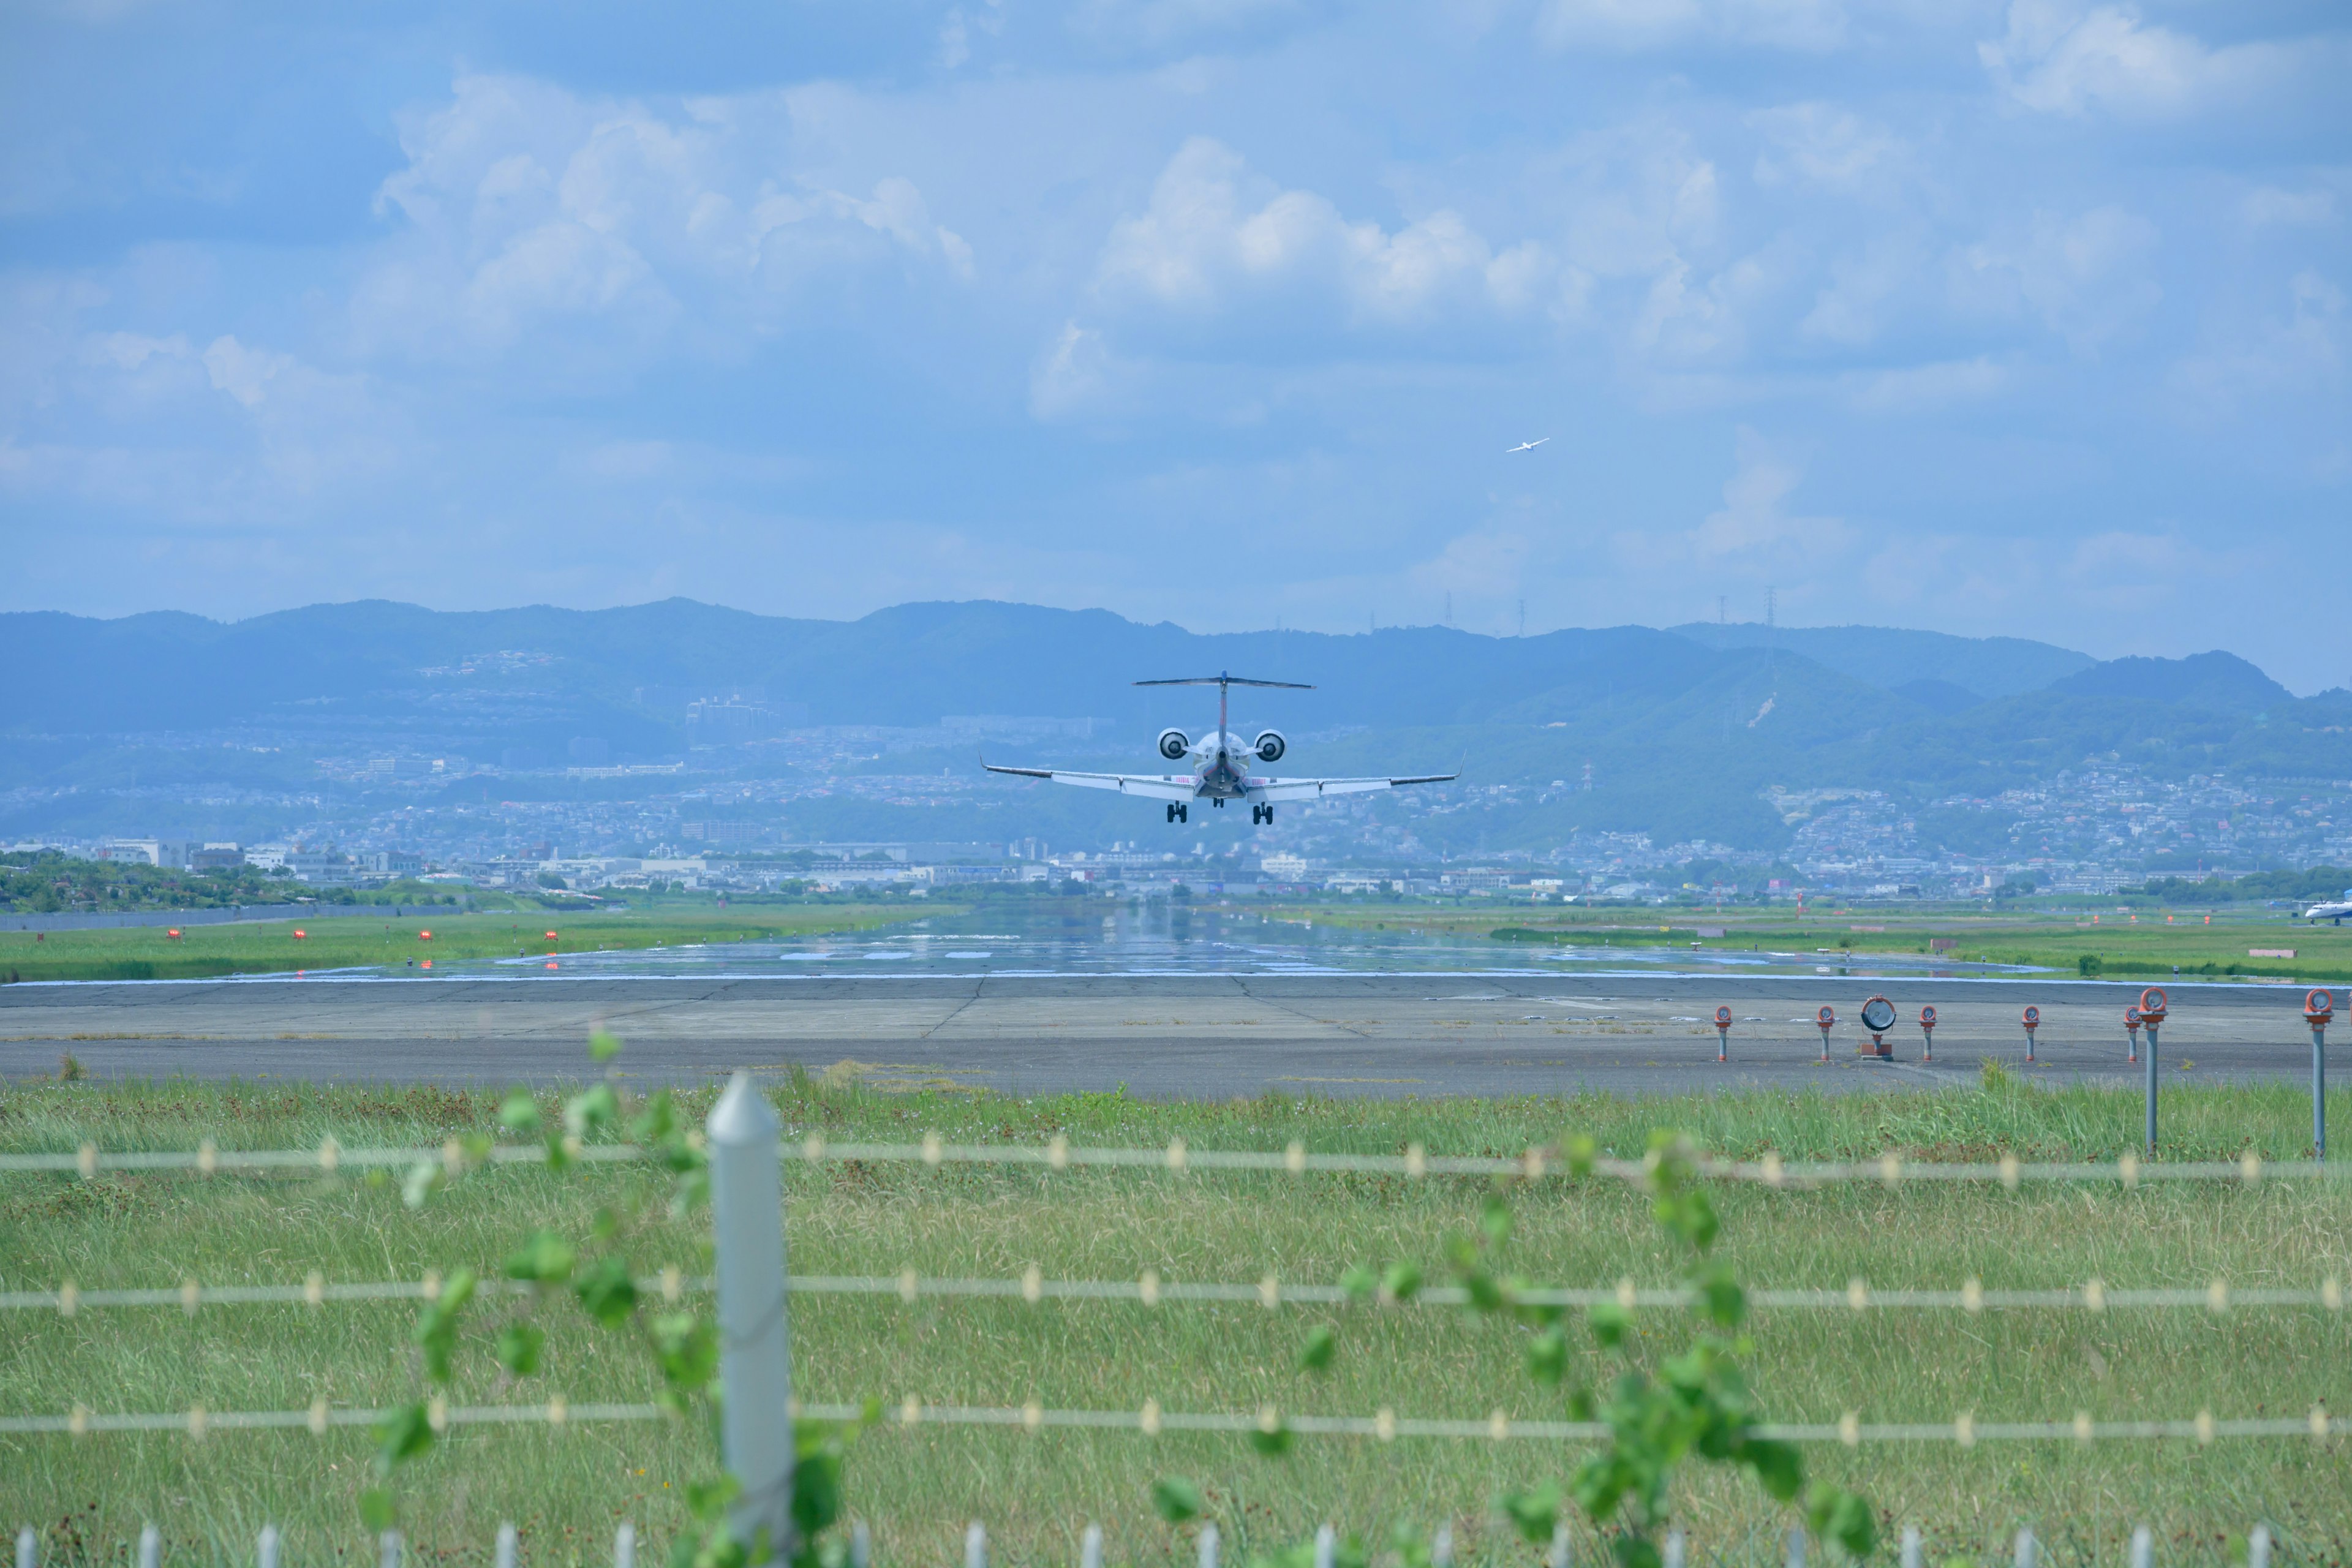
[[984, 763, 1197, 802], [1247, 773, 1458, 802]]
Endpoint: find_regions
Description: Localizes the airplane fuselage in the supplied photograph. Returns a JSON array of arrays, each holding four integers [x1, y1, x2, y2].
[[1185, 731, 1263, 802], [2306, 900, 2352, 925]]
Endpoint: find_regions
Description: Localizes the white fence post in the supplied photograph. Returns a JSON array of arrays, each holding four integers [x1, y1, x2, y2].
[[1548, 1521, 1571, 1568], [2250, 1525, 2272, 1568], [16, 1527, 32, 1568], [709, 1072, 794, 1553], [1432, 1524, 1453, 1568], [1662, 1530, 1685, 1568], [496, 1522, 517, 1568], [2129, 1526, 2152, 1568], [1899, 1526, 1921, 1568], [1785, 1528, 1805, 1568], [614, 1523, 635, 1568], [965, 1522, 986, 1568], [851, 1521, 870, 1568], [258, 1527, 279, 1568], [2013, 1527, 2034, 1568], [138, 1525, 159, 1568], [1197, 1523, 1219, 1568], [379, 1530, 401, 1568], [1313, 1525, 1335, 1568], [1080, 1524, 1101, 1568]]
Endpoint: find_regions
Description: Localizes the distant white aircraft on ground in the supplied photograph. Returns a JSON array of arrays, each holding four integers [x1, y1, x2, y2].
[[2304, 891, 2352, 924], [1506, 438, 1548, 453], [982, 673, 1458, 825]]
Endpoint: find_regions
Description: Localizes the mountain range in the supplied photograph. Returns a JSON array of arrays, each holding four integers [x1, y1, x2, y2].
[[5, 600, 2346, 853]]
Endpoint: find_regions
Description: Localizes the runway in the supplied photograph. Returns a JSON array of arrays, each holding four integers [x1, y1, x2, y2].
[[0, 971, 2329, 1098]]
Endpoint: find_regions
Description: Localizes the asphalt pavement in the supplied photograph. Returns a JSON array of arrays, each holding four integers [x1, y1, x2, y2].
[[0, 971, 2329, 1098]]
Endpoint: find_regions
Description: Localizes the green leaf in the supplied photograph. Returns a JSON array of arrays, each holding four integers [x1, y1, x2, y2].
[[565, 1083, 619, 1138], [1480, 1194, 1513, 1249], [589, 1028, 624, 1063], [1379, 1261, 1422, 1302], [1564, 1133, 1598, 1177], [1499, 1482, 1560, 1544], [685, 1475, 741, 1524], [630, 1089, 679, 1144], [1741, 1436, 1804, 1502], [401, 1159, 443, 1210], [374, 1401, 435, 1474], [1588, 1300, 1630, 1349], [411, 1269, 477, 1384], [358, 1488, 396, 1532], [1297, 1323, 1336, 1373], [495, 1320, 545, 1376], [505, 1230, 576, 1286], [575, 1255, 639, 1327], [1249, 1420, 1294, 1457], [654, 1312, 719, 1391], [1695, 1265, 1746, 1329], [1151, 1475, 1204, 1523], [1806, 1483, 1879, 1561], [1338, 1265, 1377, 1303], [1525, 1325, 1568, 1384], [1611, 1537, 1662, 1568], [498, 1089, 542, 1133]]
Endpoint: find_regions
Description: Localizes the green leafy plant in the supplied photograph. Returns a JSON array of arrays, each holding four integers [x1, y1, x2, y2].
[[1177, 1131, 1875, 1567], [370, 1036, 865, 1568]]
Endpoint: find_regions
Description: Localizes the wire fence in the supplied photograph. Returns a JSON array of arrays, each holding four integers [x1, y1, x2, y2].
[[2, 1134, 2340, 1187], [2, 1395, 2339, 1447], [8, 1088, 2348, 1554], [2, 1517, 2300, 1568], [6, 1271, 2346, 1315]]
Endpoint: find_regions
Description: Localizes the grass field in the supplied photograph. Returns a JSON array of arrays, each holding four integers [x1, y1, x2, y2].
[[1278, 903, 2352, 987], [0, 904, 944, 984], [5, 1072, 2350, 1566]]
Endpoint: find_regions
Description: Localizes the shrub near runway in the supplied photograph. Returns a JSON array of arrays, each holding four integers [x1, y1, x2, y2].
[[0, 904, 946, 984], [2, 1074, 2348, 1565]]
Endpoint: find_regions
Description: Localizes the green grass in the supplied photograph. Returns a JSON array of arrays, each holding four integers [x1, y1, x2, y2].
[[1281, 902, 2352, 987], [4, 1076, 2350, 1566], [0, 905, 945, 984]]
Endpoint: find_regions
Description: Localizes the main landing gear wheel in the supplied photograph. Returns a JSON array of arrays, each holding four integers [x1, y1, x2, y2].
[[1251, 804, 1273, 824], [1166, 802, 1188, 823]]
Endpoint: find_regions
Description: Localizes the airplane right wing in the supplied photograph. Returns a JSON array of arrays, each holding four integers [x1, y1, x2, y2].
[[1248, 772, 1458, 802], [984, 763, 1197, 802]]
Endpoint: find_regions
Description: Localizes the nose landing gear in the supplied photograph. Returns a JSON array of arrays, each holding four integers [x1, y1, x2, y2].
[[1166, 802, 1188, 823], [1251, 804, 1273, 825]]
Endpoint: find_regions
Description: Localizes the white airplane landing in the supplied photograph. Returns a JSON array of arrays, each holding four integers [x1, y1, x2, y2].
[[2304, 891, 2352, 924], [982, 672, 1457, 824], [1506, 437, 1548, 453]]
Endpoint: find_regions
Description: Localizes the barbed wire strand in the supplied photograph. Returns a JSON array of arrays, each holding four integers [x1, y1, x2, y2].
[[0, 1399, 2335, 1447], [0, 1137, 2337, 1188], [5, 1272, 2343, 1316]]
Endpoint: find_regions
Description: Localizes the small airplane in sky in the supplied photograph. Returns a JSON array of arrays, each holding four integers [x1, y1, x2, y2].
[[1505, 437, 1548, 453], [982, 673, 1458, 824]]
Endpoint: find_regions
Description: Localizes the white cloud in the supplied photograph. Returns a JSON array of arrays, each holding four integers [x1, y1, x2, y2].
[[2242, 187, 2337, 227], [1747, 103, 1907, 194], [1090, 137, 1567, 336], [1614, 426, 1855, 579], [354, 74, 974, 361], [200, 335, 295, 407], [1978, 0, 2298, 118], [1535, 0, 1847, 51], [1953, 205, 2161, 352], [1847, 356, 2010, 413], [2168, 270, 2346, 411]]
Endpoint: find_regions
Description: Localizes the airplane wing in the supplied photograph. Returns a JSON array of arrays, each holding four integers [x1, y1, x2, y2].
[[1247, 772, 1458, 802], [984, 763, 1197, 802]]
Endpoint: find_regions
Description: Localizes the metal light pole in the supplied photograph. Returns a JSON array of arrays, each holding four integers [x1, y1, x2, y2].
[[2021, 1006, 2039, 1065], [708, 1073, 794, 1554], [1714, 1005, 1732, 1064], [2306, 989, 2334, 1161], [1918, 1005, 1937, 1065], [1815, 1005, 1835, 1063]]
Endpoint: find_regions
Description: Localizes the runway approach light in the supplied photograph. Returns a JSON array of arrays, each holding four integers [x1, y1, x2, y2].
[[419, 930, 434, 940], [1860, 995, 1896, 1059], [1815, 1005, 1836, 1062], [293, 929, 306, 940], [2022, 1005, 2040, 1063]]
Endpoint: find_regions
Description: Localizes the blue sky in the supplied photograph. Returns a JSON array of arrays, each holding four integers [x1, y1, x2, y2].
[[3, 0, 2346, 690]]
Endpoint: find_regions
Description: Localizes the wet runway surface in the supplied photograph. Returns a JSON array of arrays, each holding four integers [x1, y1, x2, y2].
[[0, 967, 2326, 1098]]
